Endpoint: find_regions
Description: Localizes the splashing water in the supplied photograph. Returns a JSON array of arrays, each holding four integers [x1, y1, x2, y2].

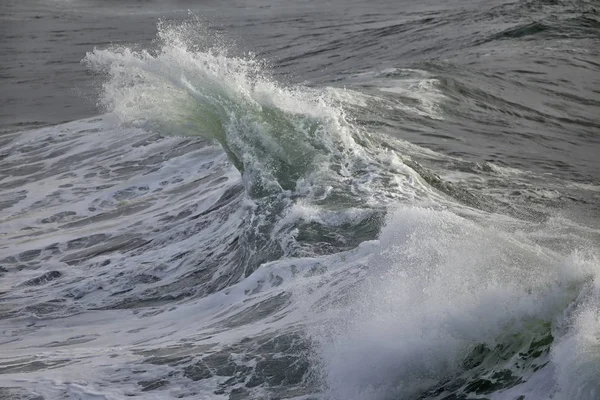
[[82, 19, 440, 264], [1, 15, 597, 400], [81, 19, 600, 400]]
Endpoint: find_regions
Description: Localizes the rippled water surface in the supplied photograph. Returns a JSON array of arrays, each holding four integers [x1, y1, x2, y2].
[[1, 1, 599, 399]]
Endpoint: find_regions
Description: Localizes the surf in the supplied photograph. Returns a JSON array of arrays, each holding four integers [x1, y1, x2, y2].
[[77, 17, 600, 400]]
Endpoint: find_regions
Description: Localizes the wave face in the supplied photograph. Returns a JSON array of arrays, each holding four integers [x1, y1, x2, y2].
[[1, 4, 600, 400], [82, 20, 439, 266]]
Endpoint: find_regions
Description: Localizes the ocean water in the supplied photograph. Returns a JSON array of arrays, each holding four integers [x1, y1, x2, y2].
[[1, 1, 599, 399]]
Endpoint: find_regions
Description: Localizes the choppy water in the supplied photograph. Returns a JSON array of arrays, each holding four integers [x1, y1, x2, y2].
[[1, 1, 599, 399]]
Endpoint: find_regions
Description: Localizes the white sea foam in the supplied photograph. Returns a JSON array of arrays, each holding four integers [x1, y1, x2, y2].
[[303, 207, 600, 400], [1, 18, 599, 400], [1, 117, 598, 399]]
